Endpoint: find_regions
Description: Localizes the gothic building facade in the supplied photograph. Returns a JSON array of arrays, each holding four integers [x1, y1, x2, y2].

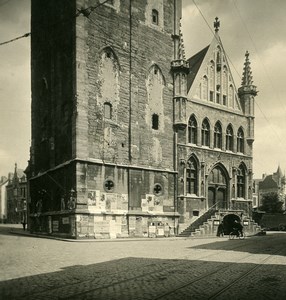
[[28, 0, 258, 238], [6, 165, 27, 224]]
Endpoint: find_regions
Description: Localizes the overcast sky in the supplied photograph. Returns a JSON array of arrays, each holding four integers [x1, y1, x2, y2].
[[0, 0, 285, 178]]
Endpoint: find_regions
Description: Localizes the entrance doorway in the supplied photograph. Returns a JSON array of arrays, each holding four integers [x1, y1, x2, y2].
[[207, 165, 228, 209], [223, 214, 241, 234]]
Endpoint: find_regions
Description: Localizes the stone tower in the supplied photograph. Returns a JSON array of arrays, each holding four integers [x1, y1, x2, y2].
[[29, 0, 183, 238]]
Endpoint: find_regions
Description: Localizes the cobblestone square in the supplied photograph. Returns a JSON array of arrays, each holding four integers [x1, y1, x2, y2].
[[1, 225, 286, 299]]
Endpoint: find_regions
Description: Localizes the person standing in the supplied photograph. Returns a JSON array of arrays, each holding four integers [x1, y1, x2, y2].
[[217, 221, 224, 237]]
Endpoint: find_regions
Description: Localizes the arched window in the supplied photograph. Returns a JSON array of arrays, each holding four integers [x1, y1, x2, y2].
[[226, 125, 233, 151], [222, 67, 228, 105], [209, 61, 215, 101], [104, 102, 112, 119], [237, 165, 246, 198], [188, 115, 197, 144], [152, 9, 159, 25], [237, 127, 244, 153], [186, 157, 198, 195], [214, 122, 222, 149], [201, 119, 210, 146]]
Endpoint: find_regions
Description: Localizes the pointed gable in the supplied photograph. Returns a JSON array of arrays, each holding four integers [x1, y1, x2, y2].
[[259, 175, 278, 190], [187, 35, 242, 112]]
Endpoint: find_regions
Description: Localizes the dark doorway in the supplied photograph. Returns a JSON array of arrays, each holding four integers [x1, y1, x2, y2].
[[223, 214, 241, 234], [217, 188, 226, 209], [207, 165, 228, 209], [208, 187, 215, 208]]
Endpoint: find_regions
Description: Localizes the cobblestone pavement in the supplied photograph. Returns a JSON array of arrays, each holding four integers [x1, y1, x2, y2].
[[1, 225, 286, 299]]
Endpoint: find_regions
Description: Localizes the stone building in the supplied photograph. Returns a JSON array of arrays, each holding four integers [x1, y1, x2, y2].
[[0, 176, 8, 223], [28, 0, 259, 238], [6, 164, 27, 224], [258, 166, 286, 209]]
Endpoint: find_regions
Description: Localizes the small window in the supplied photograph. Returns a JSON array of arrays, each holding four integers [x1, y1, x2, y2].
[[152, 9, 158, 25], [152, 114, 159, 130], [193, 210, 199, 217], [210, 91, 214, 102], [104, 102, 112, 119]]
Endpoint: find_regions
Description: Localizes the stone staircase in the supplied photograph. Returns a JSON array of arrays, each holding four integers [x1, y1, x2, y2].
[[178, 206, 218, 237], [179, 207, 261, 237]]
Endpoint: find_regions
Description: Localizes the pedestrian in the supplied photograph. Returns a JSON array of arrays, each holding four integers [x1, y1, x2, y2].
[[217, 221, 224, 237], [22, 215, 26, 231]]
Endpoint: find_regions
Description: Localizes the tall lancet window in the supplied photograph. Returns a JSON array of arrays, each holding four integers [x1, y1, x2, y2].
[[201, 119, 210, 147], [188, 115, 197, 144], [209, 61, 215, 101], [237, 164, 246, 198], [186, 156, 198, 195], [237, 127, 244, 153], [202, 76, 208, 100], [226, 125, 233, 151], [229, 85, 234, 108], [214, 122, 222, 149]]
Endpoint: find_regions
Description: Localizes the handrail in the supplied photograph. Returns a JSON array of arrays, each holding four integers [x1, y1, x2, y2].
[[208, 201, 220, 211]]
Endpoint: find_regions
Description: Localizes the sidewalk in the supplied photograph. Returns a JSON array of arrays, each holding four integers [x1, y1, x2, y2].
[[6, 224, 265, 242], [9, 226, 188, 242]]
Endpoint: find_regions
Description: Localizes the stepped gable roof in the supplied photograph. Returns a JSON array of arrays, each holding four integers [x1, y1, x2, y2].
[[259, 175, 278, 189], [187, 45, 209, 92]]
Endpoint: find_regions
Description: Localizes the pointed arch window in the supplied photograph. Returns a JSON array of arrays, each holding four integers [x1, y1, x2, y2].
[[201, 119, 210, 147], [237, 165, 246, 198], [237, 127, 244, 153], [209, 61, 215, 101], [188, 115, 197, 144], [214, 122, 222, 149], [226, 125, 234, 151], [186, 157, 198, 195]]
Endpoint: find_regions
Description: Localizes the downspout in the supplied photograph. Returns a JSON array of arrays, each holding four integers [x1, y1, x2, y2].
[[173, 0, 179, 234], [127, 0, 132, 235]]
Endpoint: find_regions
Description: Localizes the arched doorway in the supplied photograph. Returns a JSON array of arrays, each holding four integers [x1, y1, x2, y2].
[[223, 214, 241, 234], [207, 165, 228, 209]]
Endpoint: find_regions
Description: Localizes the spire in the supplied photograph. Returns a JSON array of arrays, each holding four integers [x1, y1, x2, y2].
[[277, 165, 283, 177], [241, 51, 253, 86], [178, 21, 186, 60]]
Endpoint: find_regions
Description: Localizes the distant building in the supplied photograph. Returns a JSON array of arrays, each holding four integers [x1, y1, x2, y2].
[[258, 166, 286, 209], [0, 176, 8, 223], [252, 179, 262, 209], [6, 164, 27, 224]]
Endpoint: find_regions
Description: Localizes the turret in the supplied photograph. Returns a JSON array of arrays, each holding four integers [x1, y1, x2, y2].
[[238, 51, 257, 148], [171, 5, 189, 130], [238, 51, 257, 116]]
